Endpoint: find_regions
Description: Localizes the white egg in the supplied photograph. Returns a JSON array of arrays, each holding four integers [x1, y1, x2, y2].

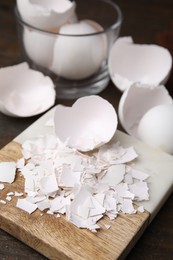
[[51, 20, 107, 80], [17, 0, 76, 30], [108, 37, 172, 91], [23, 27, 55, 69], [137, 105, 173, 154]]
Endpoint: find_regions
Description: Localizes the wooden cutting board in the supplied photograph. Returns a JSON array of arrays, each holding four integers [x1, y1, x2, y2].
[[0, 107, 172, 259]]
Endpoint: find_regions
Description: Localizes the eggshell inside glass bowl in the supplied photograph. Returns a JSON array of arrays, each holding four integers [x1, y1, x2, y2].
[[118, 83, 173, 137], [137, 105, 173, 154], [0, 63, 56, 117], [54, 95, 118, 151], [108, 37, 172, 91], [16, 0, 76, 30], [23, 27, 56, 69], [51, 20, 107, 80]]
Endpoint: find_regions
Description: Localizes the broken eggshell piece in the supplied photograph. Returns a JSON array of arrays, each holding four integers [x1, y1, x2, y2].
[[0, 162, 16, 184], [118, 83, 173, 137], [51, 20, 107, 80], [108, 37, 172, 91], [0, 62, 56, 117], [54, 95, 118, 151], [16, 0, 76, 30]]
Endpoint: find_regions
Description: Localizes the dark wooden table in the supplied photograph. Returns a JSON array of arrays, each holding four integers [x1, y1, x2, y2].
[[0, 0, 173, 259]]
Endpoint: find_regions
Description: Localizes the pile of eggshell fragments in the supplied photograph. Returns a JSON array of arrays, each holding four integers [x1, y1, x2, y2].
[[0, 0, 173, 232], [0, 96, 150, 232]]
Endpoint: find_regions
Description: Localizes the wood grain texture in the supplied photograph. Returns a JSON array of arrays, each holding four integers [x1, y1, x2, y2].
[[0, 141, 150, 259]]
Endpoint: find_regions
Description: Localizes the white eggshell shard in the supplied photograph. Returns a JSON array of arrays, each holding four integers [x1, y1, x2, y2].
[[108, 36, 172, 91], [137, 105, 173, 154], [54, 95, 118, 151], [51, 20, 107, 80], [118, 83, 173, 137], [0, 162, 16, 184], [0, 63, 56, 117], [17, 0, 76, 30]]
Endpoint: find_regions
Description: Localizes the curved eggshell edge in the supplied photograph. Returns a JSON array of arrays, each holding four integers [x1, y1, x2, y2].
[[54, 95, 118, 151]]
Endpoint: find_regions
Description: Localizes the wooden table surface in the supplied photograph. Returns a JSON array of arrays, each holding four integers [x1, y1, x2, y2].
[[0, 0, 173, 259]]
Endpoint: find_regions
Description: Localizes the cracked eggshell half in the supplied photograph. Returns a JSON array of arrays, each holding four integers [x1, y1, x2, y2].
[[54, 95, 117, 151], [17, 0, 76, 30], [51, 20, 107, 80], [0, 63, 56, 117], [118, 83, 173, 137], [108, 37, 172, 91]]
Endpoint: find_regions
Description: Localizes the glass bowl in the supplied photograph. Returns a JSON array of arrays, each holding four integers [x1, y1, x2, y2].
[[15, 0, 122, 99]]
